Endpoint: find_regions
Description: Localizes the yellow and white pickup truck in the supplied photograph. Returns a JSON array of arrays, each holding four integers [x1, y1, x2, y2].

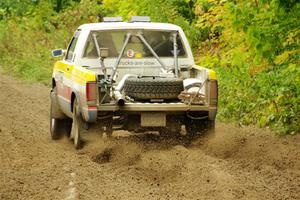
[[50, 16, 218, 149]]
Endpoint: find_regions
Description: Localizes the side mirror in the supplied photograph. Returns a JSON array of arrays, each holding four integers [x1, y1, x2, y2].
[[52, 49, 65, 57], [99, 48, 109, 59]]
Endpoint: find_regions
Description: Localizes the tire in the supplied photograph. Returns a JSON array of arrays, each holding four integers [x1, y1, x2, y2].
[[124, 77, 184, 100], [105, 117, 113, 138], [185, 119, 199, 138], [70, 98, 83, 149], [50, 87, 65, 119], [50, 88, 71, 140], [207, 120, 216, 136]]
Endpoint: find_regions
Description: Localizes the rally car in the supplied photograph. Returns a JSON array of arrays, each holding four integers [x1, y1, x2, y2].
[[50, 16, 218, 149]]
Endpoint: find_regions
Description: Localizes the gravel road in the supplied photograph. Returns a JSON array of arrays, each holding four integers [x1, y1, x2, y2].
[[0, 73, 299, 200]]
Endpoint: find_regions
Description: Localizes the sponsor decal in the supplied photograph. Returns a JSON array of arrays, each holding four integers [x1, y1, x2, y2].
[[126, 49, 135, 58], [135, 52, 142, 59], [119, 61, 156, 66]]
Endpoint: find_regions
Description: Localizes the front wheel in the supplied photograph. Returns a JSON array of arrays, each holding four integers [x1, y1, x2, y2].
[[50, 88, 71, 140], [70, 99, 83, 149]]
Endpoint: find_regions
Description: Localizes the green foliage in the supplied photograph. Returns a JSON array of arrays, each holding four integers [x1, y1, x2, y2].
[[101, 0, 204, 47], [0, 0, 101, 84], [194, 0, 300, 134], [0, 0, 299, 134], [0, 0, 37, 18]]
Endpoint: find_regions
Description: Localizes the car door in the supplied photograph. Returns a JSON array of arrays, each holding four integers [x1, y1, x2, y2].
[[57, 31, 80, 116]]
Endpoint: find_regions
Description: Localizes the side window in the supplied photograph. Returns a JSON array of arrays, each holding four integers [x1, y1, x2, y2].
[[83, 35, 98, 58], [65, 31, 80, 61]]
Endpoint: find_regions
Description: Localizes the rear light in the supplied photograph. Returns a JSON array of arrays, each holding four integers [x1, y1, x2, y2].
[[210, 80, 218, 106], [86, 82, 97, 101]]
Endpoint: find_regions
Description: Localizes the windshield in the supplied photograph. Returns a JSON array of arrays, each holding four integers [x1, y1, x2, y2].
[[83, 30, 186, 59]]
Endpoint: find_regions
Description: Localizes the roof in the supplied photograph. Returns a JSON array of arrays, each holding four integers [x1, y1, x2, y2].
[[78, 22, 182, 31]]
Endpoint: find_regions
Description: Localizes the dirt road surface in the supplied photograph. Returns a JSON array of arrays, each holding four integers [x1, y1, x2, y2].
[[0, 72, 300, 200]]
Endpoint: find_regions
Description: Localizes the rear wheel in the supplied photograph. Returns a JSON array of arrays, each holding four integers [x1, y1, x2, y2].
[[70, 99, 83, 149], [50, 88, 71, 140], [105, 117, 113, 138], [207, 120, 216, 136]]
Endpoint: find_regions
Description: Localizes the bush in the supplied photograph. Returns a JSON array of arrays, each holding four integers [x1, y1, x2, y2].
[[195, 0, 300, 134], [0, 0, 101, 84]]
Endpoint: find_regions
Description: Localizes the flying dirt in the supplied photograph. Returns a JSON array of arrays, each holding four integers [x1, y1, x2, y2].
[[0, 72, 299, 200]]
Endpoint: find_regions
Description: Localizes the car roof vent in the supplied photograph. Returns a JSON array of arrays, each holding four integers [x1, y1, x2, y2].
[[130, 16, 151, 23], [103, 16, 123, 22]]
